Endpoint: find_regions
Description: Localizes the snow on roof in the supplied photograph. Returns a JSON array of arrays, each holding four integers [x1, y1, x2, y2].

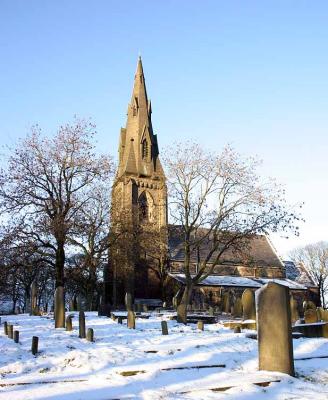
[[284, 261, 317, 288], [169, 273, 308, 290]]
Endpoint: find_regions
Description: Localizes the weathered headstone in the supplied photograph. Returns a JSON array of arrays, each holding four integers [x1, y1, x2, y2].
[[232, 297, 243, 318], [13, 330, 19, 343], [125, 292, 133, 312], [31, 336, 39, 355], [304, 308, 318, 324], [86, 328, 94, 342], [66, 315, 73, 331], [79, 311, 86, 338], [234, 326, 241, 333], [242, 289, 256, 320], [208, 306, 214, 316], [3, 321, 8, 335], [222, 292, 230, 314], [317, 307, 324, 321], [30, 281, 39, 316], [303, 300, 316, 312], [321, 309, 328, 322], [290, 295, 299, 324], [197, 321, 204, 331], [54, 286, 65, 328], [8, 324, 13, 339], [161, 320, 168, 335], [256, 282, 294, 376], [127, 311, 135, 329]]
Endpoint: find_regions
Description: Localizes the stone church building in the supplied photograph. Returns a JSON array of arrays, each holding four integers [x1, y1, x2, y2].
[[108, 58, 317, 308]]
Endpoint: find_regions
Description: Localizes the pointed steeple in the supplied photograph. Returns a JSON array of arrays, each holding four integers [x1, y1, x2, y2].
[[117, 57, 164, 179]]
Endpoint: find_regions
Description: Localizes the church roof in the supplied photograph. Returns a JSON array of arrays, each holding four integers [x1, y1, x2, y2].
[[168, 225, 284, 269], [284, 260, 317, 288], [169, 273, 308, 290]]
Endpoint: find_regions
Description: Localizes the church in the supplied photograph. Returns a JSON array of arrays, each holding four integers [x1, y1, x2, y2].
[[107, 58, 318, 309]]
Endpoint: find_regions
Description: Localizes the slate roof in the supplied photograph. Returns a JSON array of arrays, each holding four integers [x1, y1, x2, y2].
[[284, 260, 317, 288], [169, 273, 308, 290], [168, 225, 284, 269]]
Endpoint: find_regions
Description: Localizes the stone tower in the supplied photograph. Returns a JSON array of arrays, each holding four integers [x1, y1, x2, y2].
[[109, 57, 167, 305]]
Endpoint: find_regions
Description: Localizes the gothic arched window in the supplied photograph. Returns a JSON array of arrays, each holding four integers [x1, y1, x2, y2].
[[142, 139, 148, 159], [138, 191, 154, 222]]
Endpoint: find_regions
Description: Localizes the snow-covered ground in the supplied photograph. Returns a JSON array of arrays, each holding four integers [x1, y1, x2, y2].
[[0, 312, 328, 399]]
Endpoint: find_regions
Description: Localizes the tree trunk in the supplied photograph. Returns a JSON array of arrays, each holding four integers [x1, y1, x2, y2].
[[177, 282, 194, 324], [55, 241, 65, 288]]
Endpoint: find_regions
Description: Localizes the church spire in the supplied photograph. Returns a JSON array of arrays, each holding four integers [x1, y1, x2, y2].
[[117, 57, 164, 179]]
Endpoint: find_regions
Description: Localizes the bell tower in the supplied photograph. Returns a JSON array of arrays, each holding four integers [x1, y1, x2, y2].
[[109, 57, 167, 305]]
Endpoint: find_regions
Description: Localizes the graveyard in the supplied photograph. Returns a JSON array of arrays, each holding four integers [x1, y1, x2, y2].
[[1, 295, 328, 400]]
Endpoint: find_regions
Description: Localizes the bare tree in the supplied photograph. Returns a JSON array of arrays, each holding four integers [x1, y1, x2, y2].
[[163, 142, 301, 323], [0, 119, 112, 289], [290, 242, 328, 308]]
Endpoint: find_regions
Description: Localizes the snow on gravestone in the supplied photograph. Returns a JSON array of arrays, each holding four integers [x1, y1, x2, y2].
[[255, 282, 294, 376], [54, 286, 65, 328], [242, 289, 256, 321]]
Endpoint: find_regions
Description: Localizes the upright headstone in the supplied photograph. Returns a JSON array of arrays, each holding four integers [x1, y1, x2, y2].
[[79, 311, 86, 338], [317, 307, 324, 321], [86, 328, 94, 342], [222, 292, 230, 314], [304, 308, 318, 324], [232, 297, 243, 318], [127, 310, 136, 329], [197, 321, 204, 331], [30, 281, 38, 316], [3, 321, 8, 335], [256, 282, 294, 376], [13, 330, 19, 343], [54, 286, 65, 328], [242, 289, 256, 320], [234, 326, 241, 333], [161, 320, 168, 335], [31, 336, 39, 355], [290, 295, 299, 324], [208, 306, 214, 316], [8, 324, 13, 339], [125, 292, 133, 312], [66, 315, 73, 331]]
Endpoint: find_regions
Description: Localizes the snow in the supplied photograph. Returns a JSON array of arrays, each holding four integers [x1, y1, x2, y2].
[[170, 273, 308, 290], [0, 312, 328, 399]]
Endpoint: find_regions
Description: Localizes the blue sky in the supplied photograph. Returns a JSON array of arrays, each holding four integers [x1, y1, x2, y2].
[[0, 1, 327, 256]]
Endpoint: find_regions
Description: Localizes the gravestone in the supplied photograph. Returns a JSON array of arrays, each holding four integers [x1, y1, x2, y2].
[[208, 306, 214, 316], [86, 328, 94, 342], [303, 300, 316, 312], [197, 321, 204, 331], [8, 324, 13, 339], [54, 286, 65, 328], [232, 297, 243, 318], [143, 304, 148, 312], [222, 292, 230, 314], [30, 281, 38, 316], [3, 321, 8, 335], [127, 311, 135, 329], [161, 320, 168, 335], [125, 292, 133, 312], [79, 311, 86, 338], [31, 336, 39, 355], [234, 326, 241, 333], [317, 307, 324, 321], [321, 309, 328, 322], [304, 308, 318, 324], [66, 315, 73, 331], [256, 282, 294, 376], [242, 289, 256, 320], [290, 295, 299, 324], [13, 330, 19, 343]]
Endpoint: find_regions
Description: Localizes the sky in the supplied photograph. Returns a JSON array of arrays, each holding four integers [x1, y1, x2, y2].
[[0, 1, 327, 258]]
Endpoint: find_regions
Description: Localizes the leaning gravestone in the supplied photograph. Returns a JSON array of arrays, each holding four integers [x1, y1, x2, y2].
[[55, 286, 65, 328], [290, 295, 299, 324], [125, 292, 133, 312], [304, 308, 318, 324], [256, 282, 294, 376], [127, 311, 135, 329], [232, 297, 243, 318], [242, 289, 256, 320]]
